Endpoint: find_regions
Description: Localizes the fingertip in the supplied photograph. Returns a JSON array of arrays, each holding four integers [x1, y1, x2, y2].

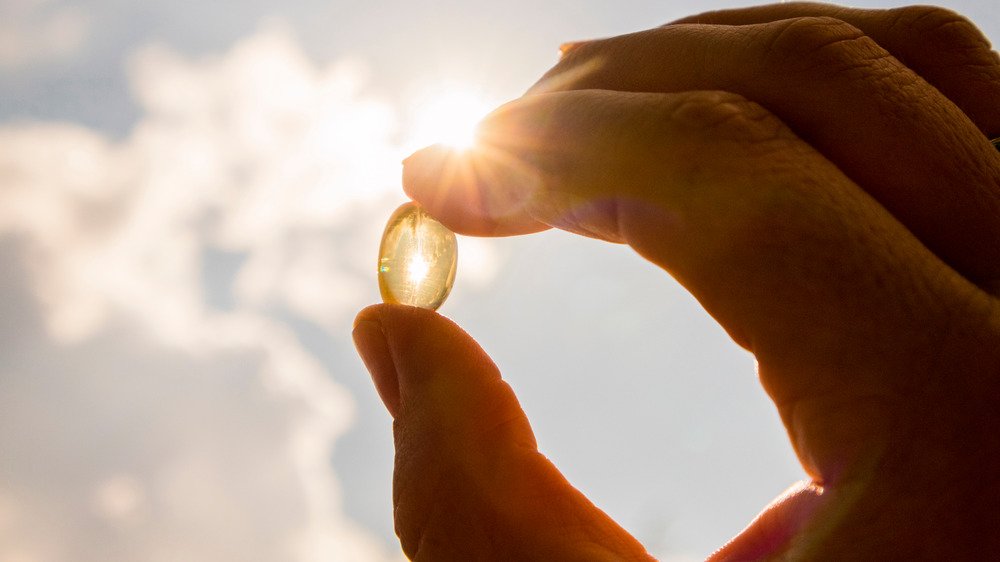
[[558, 41, 585, 56], [354, 303, 446, 354], [355, 304, 504, 418], [401, 145, 488, 233], [355, 304, 457, 418], [402, 142, 550, 236], [402, 143, 453, 191], [352, 302, 386, 329]]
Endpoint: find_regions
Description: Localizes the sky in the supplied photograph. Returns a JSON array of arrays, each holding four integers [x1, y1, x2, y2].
[[1, 1, 998, 561]]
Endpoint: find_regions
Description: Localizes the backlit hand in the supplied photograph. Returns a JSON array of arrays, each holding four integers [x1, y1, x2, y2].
[[355, 4, 1000, 559]]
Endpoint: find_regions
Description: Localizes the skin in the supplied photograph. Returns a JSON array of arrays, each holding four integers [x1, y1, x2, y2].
[[353, 3, 1000, 559]]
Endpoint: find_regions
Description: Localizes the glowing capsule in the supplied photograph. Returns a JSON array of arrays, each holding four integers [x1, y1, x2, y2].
[[378, 202, 457, 310]]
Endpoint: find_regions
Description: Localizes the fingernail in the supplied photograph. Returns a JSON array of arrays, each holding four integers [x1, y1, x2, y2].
[[558, 39, 595, 58], [403, 144, 448, 169], [558, 41, 580, 57], [353, 318, 401, 418]]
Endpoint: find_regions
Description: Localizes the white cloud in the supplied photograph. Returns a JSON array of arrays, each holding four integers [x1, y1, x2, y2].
[[0, 26, 410, 345], [0, 0, 90, 69], [0, 24, 482, 561]]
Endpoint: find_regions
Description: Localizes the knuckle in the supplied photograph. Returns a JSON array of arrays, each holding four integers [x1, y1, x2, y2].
[[764, 16, 891, 76], [886, 6, 990, 54], [393, 487, 442, 561], [883, 6, 1000, 84], [388, 381, 532, 560], [666, 91, 789, 146], [656, 93, 819, 251], [391, 420, 440, 558], [391, 438, 443, 559]]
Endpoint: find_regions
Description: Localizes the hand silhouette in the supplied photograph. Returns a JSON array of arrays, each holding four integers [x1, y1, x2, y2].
[[355, 4, 1000, 559]]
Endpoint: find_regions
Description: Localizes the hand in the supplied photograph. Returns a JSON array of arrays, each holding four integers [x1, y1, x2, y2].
[[354, 3, 1000, 559]]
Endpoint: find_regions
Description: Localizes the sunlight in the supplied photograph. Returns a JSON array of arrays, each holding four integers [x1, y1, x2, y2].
[[407, 254, 430, 284], [407, 86, 494, 150]]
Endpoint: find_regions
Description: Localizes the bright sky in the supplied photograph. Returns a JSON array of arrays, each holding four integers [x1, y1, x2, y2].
[[1, 1, 998, 561]]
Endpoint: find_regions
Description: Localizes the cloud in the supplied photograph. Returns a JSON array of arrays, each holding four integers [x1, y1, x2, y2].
[[0, 25, 407, 344], [0, 24, 484, 561], [0, 0, 91, 69]]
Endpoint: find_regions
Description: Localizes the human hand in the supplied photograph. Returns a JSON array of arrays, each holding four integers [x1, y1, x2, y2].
[[354, 3, 1000, 559]]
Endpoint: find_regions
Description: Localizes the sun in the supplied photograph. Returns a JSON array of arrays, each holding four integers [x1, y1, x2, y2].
[[407, 86, 495, 151]]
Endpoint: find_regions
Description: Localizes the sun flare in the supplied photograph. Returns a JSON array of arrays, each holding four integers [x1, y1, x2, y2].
[[407, 254, 430, 284], [407, 86, 494, 150]]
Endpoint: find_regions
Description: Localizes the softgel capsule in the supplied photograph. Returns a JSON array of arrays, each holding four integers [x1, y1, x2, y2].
[[377, 202, 457, 310]]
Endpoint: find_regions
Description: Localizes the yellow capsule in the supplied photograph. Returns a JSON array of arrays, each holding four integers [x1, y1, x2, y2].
[[378, 202, 457, 310]]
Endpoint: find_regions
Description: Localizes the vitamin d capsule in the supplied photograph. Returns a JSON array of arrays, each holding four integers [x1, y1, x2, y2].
[[378, 202, 457, 310]]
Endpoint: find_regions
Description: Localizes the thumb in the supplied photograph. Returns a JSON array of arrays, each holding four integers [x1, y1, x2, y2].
[[353, 304, 652, 561]]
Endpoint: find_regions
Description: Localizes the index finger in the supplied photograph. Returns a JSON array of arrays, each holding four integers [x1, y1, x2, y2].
[[402, 143, 551, 236], [402, 89, 992, 483]]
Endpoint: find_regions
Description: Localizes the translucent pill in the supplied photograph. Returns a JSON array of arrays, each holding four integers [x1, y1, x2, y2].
[[378, 202, 457, 310]]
